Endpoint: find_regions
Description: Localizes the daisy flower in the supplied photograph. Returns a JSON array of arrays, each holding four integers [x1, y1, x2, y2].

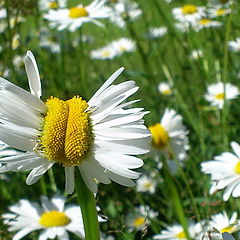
[[0, 9, 6, 19], [193, 18, 222, 31], [111, 38, 136, 55], [148, 27, 167, 39], [39, 0, 66, 11], [136, 175, 157, 194], [210, 0, 233, 7], [148, 109, 189, 165], [201, 142, 240, 201], [109, 0, 142, 28], [153, 223, 201, 240], [189, 49, 203, 60], [229, 38, 240, 52], [172, 5, 206, 24], [208, 6, 231, 18], [2, 195, 105, 240], [44, 0, 111, 31], [158, 82, 172, 96], [204, 82, 239, 109], [90, 45, 118, 60], [0, 51, 150, 194]]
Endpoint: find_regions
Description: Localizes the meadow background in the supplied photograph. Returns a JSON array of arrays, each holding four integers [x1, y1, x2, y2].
[[0, 0, 240, 239]]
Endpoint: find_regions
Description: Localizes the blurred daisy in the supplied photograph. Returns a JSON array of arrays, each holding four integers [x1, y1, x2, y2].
[[39, 0, 66, 11], [101, 233, 115, 240], [172, 5, 206, 23], [90, 46, 118, 60], [193, 18, 222, 30], [111, 38, 136, 55], [204, 82, 239, 109], [189, 49, 203, 60], [175, 22, 191, 33], [0, 51, 150, 194], [44, 0, 111, 31], [13, 55, 25, 69], [154, 223, 201, 240], [149, 109, 189, 163], [210, 0, 233, 7], [2, 195, 90, 240], [109, 0, 142, 28], [208, 7, 231, 18], [158, 82, 172, 96], [148, 27, 167, 39], [0, 9, 6, 19], [229, 38, 240, 52], [12, 34, 20, 50], [136, 175, 157, 193], [201, 142, 240, 201]]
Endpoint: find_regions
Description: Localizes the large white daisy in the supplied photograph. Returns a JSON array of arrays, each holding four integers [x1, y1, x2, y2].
[[2, 195, 105, 240], [0, 51, 150, 194], [44, 0, 111, 31], [201, 142, 240, 201]]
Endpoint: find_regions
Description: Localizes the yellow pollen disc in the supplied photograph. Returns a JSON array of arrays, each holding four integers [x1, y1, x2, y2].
[[119, 46, 127, 52], [143, 182, 153, 189], [40, 96, 91, 166], [49, 2, 58, 9], [234, 161, 240, 174], [220, 226, 235, 233], [215, 92, 225, 100], [102, 50, 111, 57], [133, 217, 145, 227], [149, 123, 169, 149], [199, 19, 211, 25], [39, 210, 70, 227], [162, 89, 171, 95], [69, 7, 89, 18], [175, 231, 186, 239], [182, 5, 198, 15], [216, 9, 225, 15]]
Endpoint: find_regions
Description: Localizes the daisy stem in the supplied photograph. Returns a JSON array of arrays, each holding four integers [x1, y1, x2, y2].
[[75, 170, 100, 240], [40, 177, 47, 195]]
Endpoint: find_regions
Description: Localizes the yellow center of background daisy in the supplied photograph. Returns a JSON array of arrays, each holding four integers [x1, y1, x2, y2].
[[175, 231, 186, 239], [69, 7, 89, 18], [40, 96, 92, 166], [49, 2, 58, 9], [133, 217, 145, 227], [102, 50, 111, 57], [199, 19, 211, 25], [149, 123, 169, 149], [215, 92, 225, 100], [143, 182, 153, 189], [162, 89, 171, 95], [216, 9, 225, 16], [39, 210, 70, 227], [220, 226, 235, 233], [182, 5, 198, 15], [234, 161, 240, 174]]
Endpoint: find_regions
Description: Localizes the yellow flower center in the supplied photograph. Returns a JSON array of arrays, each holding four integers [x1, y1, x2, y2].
[[162, 89, 171, 95], [216, 9, 225, 15], [182, 5, 198, 15], [133, 217, 145, 227], [149, 123, 169, 149], [143, 182, 153, 189], [48, 2, 58, 9], [69, 7, 89, 18], [234, 161, 240, 174], [175, 231, 186, 239], [215, 92, 225, 100], [102, 50, 111, 57], [220, 226, 235, 233], [39, 210, 70, 227], [199, 19, 211, 25], [39, 96, 92, 166]]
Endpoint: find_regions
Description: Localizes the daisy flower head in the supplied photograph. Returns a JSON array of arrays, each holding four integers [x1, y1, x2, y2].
[[229, 38, 240, 52], [189, 49, 203, 60], [0, 9, 7, 19], [193, 18, 222, 31], [90, 45, 118, 60], [208, 6, 231, 18], [109, 0, 142, 28], [148, 27, 167, 39], [136, 174, 157, 194], [111, 37, 136, 55], [39, 0, 66, 11], [148, 109, 189, 165], [204, 82, 239, 109], [2, 195, 104, 240], [44, 0, 111, 31], [201, 142, 240, 201], [158, 82, 172, 96], [0, 51, 150, 194], [153, 223, 201, 240], [172, 5, 206, 24]]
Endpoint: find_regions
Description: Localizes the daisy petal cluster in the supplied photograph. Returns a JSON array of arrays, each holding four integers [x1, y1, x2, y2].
[[148, 27, 168, 39], [193, 18, 222, 31], [229, 38, 240, 52], [158, 82, 172, 96], [39, 0, 66, 11], [0, 51, 150, 194], [136, 175, 157, 194], [44, 0, 111, 31], [208, 6, 231, 18], [204, 82, 239, 109], [201, 142, 240, 201]]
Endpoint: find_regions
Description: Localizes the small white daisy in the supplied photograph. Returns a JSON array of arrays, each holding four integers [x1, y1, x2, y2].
[[136, 175, 157, 194], [208, 6, 231, 18], [193, 18, 222, 31], [148, 109, 189, 165], [0, 51, 150, 194], [109, 0, 142, 28], [44, 0, 111, 31], [12, 34, 20, 50], [189, 49, 203, 60], [153, 223, 201, 240], [90, 45, 118, 60], [229, 38, 240, 52], [204, 82, 239, 109], [2, 195, 104, 240], [0, 9, 7, 19], [201, 142, 240, 201], [111, 38, 136, 55], [210, 0, 233, 7], [158, 82, 172, 96], [148, 27, 167, 39], [172, 5, 206, 24], [39, 0, 66, 11]]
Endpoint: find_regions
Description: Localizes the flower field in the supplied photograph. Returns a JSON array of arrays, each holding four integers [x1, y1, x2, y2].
[[0, 0, 240, 239]]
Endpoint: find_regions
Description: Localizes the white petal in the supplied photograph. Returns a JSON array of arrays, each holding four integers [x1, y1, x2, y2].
[[106, 171, 135, 187], [78, 166, 98, 192], [13, 227, 38, 240]]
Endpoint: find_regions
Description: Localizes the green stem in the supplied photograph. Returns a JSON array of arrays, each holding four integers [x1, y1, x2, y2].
[[75, 170, 100, 240], [40, 177, 47, 195]]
